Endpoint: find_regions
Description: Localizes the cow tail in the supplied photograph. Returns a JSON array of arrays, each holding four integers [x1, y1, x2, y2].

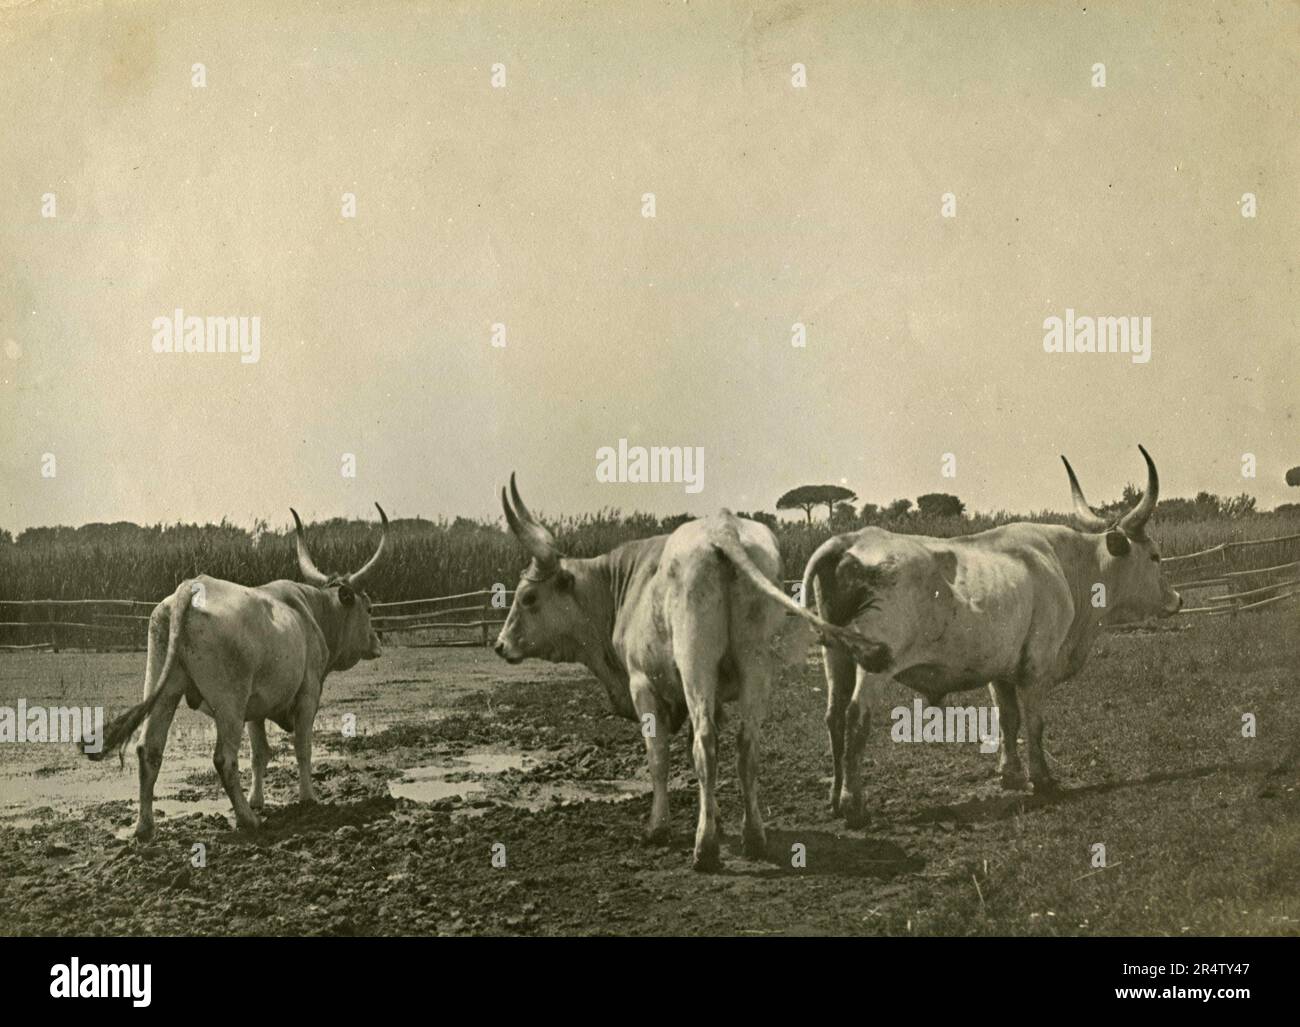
[[84, 582, 190, 761], [801, 536, 848, 623], [711, 515, 892, 673]]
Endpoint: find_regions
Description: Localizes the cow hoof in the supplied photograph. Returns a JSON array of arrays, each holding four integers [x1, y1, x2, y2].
[[132, 822, 155, 843], [692, 833, 722, 872], [692, 846, 722, 874], [1030, 778, 1060, 798], [250, 796, 264, 811], [999, 769, 1028, 791], [844, 809, 869, 830], [642, 824, 671, 847], [236, 813, 263, 833], [742, 830, 767, 860]]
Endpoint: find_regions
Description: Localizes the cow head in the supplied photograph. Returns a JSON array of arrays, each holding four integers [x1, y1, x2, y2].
[[1061, 445, 1182, 620], [495, 475, 603, 666], [291, 503, 389, 670]]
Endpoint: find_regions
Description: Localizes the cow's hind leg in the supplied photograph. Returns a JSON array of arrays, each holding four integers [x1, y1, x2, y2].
[[841, 670, 887, 829], [674, 637, 725, 872], [630, 673, 671, 845], [211, 696, 261, 832], [733, 648, 772, 860], [133, 667, 189, 842], [989, 680, 1026, 790], [823, 644, 855, 814], [249, 719, 270, 810]]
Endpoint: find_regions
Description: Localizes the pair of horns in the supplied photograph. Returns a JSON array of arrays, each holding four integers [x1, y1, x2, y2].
[[1061, 445, 1159, 536], [501, 473, 561, 577], [290, 503, 389, 588]]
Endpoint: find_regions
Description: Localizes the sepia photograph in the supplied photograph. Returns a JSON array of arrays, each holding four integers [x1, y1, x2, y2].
[[0, 0, 1296, 1005]]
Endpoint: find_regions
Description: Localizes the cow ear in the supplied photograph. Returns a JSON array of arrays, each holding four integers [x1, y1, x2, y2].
[[1105, 530, 1131, 557], [555, 568, 574, 592], [337, 583, 356, 605]]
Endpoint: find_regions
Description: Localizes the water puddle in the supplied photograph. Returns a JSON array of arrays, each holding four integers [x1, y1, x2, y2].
[[388, 749, 644, 812], [388, 752, 530, 802], [0, 741, 337, 832], [533, 779, 645, 805]]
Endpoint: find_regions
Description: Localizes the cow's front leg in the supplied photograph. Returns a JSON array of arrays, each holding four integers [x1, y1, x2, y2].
[[989, 680, 1026, 790], [630, 673, 671, 846], [1016, 679, 1057, 795], [293, 689, 321, 804], [248, 719, 270, 810]]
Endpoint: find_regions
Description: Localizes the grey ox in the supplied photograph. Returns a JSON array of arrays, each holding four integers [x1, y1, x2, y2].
[[802, 446, 1182, 826], [493, 475, 884, 871], [84, 505, 388, 840]]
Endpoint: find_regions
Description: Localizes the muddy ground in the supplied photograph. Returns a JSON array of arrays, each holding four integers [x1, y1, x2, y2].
[[1, 608, 1298, 936]]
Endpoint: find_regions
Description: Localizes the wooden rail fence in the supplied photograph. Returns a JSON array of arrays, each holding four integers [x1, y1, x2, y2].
[[3, 531, 1297, 651], [1161, 530, 1300, 615]]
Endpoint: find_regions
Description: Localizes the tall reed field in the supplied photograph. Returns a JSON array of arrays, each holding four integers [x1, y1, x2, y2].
[[2, 506, 1298, 603]]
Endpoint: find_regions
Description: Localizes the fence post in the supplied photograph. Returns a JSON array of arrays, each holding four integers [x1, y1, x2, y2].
[[481, 592, 491, 647], [1223, 547, 1240, 617], [47, 601, 59, 653]]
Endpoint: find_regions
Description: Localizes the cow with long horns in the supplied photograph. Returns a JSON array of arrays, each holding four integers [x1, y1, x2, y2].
[[802, 446, 1181, 826], [84, 504, 389, 840], [494, 475, 885, 871]]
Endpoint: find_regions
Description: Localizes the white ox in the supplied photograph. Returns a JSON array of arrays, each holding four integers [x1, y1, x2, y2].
[[493, 476, 882, 871], [802, 447, 1181, 825], [84, 505, 388, 840]]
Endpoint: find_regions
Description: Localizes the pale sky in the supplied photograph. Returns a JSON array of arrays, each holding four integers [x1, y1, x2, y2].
[[1, 0, 1296, 533]]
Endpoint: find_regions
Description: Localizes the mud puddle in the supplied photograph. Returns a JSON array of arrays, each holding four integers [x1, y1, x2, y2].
[[0, 741, 342, 831], [388, 748, 645, 814]]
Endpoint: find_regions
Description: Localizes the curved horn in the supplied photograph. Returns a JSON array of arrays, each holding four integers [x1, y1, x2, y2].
[[509, 472, 542, 529], [344, 503, 389, 588], [1118, 445, 1159, 536], [503, 473, 560, 572], [1060, 456, 1110, 532], [291, 509, 330, 586]]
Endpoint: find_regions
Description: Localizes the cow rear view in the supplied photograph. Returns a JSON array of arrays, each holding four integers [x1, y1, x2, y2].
[[494, 475, 873, 871], [83, 505, 389, 842]]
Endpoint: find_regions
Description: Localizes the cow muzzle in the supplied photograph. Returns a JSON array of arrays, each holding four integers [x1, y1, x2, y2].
[[493, 637, 524, 664], [1162, 591, 1183, 617]]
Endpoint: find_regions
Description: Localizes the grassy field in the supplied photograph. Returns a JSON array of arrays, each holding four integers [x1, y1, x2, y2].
[[0, 605, 1296, 936]]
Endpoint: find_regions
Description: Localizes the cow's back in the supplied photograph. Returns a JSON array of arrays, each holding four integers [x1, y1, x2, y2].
[[176, 576, 314, 691], [811, 527, 1046, 693]]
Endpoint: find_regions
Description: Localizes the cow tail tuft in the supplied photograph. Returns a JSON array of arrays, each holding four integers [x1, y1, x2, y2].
[[84, 583, 190, 761], [86, 701, 152, 762]]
